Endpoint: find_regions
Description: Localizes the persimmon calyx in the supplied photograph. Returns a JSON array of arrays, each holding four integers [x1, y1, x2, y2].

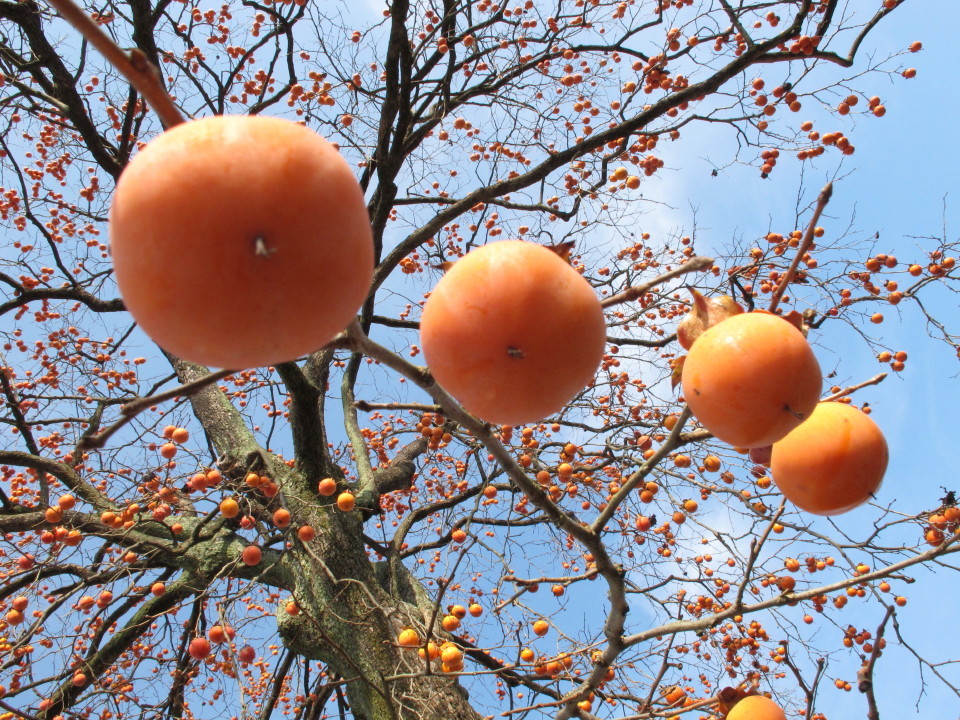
[[431, 240, 576, 273], [676, 288, 744, 350]]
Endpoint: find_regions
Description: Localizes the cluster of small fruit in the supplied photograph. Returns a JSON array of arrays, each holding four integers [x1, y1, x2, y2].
[[923, 505, 960, 546]]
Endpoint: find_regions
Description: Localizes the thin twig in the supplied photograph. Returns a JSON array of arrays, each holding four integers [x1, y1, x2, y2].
[[45, 0, 186, 128], [822, 373, 887, 402], [353, 400, 442, 414], [780, 641, 825, 720], [733, 504, 786, 613], [601, 256, 715, 308], [768, 181, 833, 313], [77, 368, 235, 450]]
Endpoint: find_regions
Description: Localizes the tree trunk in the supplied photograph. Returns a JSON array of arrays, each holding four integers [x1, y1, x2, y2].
[[277, 509, 484, 720]]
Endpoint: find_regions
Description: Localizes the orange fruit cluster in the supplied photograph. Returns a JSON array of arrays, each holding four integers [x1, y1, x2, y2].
[[680, 306, 888, 515]]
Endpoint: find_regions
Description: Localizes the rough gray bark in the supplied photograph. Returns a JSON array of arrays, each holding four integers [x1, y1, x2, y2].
[[171, 357, 483, 720]]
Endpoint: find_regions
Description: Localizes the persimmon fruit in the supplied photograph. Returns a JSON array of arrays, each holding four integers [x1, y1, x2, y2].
[[770, 402, 888, 515], [208, 625, 231, 644], [725, 694, 786, 720], [419, 642, 441, 661], [441, 645, 464, 665], [398, 628, 420, 648], [420, 241, 606, 424], [336, 491, 355, 512], [109, 115, 374, 369], [219, 497, 240, 518], [441, 614, 461, 631], [317, 478, 338, 496], [272, 508, 291, 528], [241, 545, 262, 566], [681, 312, 822, 448], [188, 637, 211, 660]]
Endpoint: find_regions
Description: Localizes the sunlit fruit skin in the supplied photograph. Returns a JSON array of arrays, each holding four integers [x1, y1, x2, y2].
[[109, 115, 373, 369], [420, 241, 606, 425], [725, 695, 787, 720], [771, 401, 888, 515], [681, 312, 822, 448]]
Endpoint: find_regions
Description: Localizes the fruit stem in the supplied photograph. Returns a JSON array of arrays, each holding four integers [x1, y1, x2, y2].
[[767, 181, 833, 314], [46, 0, 187, 129]]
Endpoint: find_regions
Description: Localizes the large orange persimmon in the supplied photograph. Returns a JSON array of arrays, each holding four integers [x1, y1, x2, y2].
[[725, 695, 786, 720], [681, 312, 821, 448], [109, 115, 373, 369], [419, 241, 606, 425], [771, 401, 887, 515]]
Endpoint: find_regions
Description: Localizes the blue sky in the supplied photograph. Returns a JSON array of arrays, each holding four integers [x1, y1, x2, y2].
[[316, 2, 960, 714], [617, 2, 960, 714], [2, 1, 958, 717]]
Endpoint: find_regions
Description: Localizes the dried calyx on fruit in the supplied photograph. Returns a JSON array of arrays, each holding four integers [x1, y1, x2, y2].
[[681, 311, 822, 448], [676, 288, 744, 350]]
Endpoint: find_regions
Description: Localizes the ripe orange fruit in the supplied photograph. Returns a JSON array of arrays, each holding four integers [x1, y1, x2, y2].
[[725, 694, 786, 720], [188, 637, 211, 660], [219, 497, 240, 518], [241, 545, 262, 566], [272, 508, 291, 528], [771, 402, 888, 515], [208, 625, 231, 644], [109, 115, 373, 369], [398, 628, 420, 648], [441, 645, 464, 665], [663, 685, 687, 706], [419, 642, 441, 661], [441, 614, 461, 632], [532, 619, 550, 636], [681, 312, 821, 448], [336, 491, 355, 512], [317, 478, 338, 497], [420, 241, 606, 424]]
